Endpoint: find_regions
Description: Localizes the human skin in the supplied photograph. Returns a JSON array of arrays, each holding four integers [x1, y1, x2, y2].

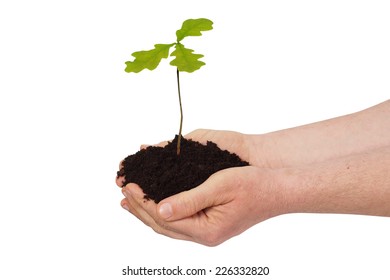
[[117, 100, 390, 246]]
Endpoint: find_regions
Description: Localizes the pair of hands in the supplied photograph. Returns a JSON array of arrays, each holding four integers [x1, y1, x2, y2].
[[116, 101, 390, 246], [116, 129, 289, 246]]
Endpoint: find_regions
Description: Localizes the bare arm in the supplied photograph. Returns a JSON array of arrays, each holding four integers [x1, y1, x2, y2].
[[251, 100, 390, 168], [286, 145, 390, 217]]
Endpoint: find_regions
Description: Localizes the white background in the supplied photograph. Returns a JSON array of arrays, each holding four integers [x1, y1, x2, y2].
[[1, 0, 389, 279]]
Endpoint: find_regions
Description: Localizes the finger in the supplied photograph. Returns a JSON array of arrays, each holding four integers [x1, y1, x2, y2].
[[116, 160, 125, 187], [157, 169, 231, 222], [140, 140, 169, 150], [116, 176, 125, 187], [122, 184, 168, 228], [121, 196, 160, 230], [121, 198, 145, 223], [123, 183, 230, 246], [184, 129, 210, 143], [122, 184, 194, 242]]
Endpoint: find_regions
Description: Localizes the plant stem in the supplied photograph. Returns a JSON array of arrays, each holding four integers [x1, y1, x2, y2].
[[176, 68, 183, 155]]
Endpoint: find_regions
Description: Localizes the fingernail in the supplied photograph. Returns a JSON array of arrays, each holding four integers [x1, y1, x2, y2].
[[121, 201, 129, 211], [159, 203, 173, 219], [122, 188, 131, 198]]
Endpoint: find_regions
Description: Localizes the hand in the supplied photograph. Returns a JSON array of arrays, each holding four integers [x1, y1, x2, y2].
[[116, 129, 283, 246], [143, 129, 269, 167], [120, 166, 290, 246], [151, 129, 254, 163]]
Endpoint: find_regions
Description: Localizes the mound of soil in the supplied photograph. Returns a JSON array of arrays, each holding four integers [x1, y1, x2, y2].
[[117, 135, 249, 203]]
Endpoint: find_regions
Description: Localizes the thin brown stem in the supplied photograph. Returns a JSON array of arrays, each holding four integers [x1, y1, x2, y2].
[[176, 68, 183, 155]]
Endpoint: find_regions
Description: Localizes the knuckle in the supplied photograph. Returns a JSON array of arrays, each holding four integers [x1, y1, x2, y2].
[[155, 219, 170, 231], [152, 226, 164, 235], [151, 220, 170, 235]]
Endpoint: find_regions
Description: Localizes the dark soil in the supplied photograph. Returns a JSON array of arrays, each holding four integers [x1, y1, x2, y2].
[[117, 135, 249, 203]]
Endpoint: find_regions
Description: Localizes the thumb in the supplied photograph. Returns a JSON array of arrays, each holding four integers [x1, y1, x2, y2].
[[157, 179, 218, 221]]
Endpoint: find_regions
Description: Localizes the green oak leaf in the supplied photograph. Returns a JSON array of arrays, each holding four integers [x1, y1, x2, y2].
[[176, 18, 213, 42], [124, 43, 174, 73], [170, 43, 205, 73]]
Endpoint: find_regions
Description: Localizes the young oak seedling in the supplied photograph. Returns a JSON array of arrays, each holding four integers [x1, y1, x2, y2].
[[124, 18, 213, 155]]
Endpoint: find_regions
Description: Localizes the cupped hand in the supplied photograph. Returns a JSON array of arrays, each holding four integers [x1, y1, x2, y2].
[[116, 129, 286, 245], [120, 166, 290, 246]]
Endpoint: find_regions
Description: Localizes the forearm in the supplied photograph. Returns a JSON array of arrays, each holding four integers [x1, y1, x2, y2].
[[250, 100, 390, 168], [285, 145, 390, 217]]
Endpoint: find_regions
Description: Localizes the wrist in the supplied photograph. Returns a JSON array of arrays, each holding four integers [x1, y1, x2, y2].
[[246, 133, 283, 168], [248, 166, 303, 220], [268, 167, 313, 216]]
